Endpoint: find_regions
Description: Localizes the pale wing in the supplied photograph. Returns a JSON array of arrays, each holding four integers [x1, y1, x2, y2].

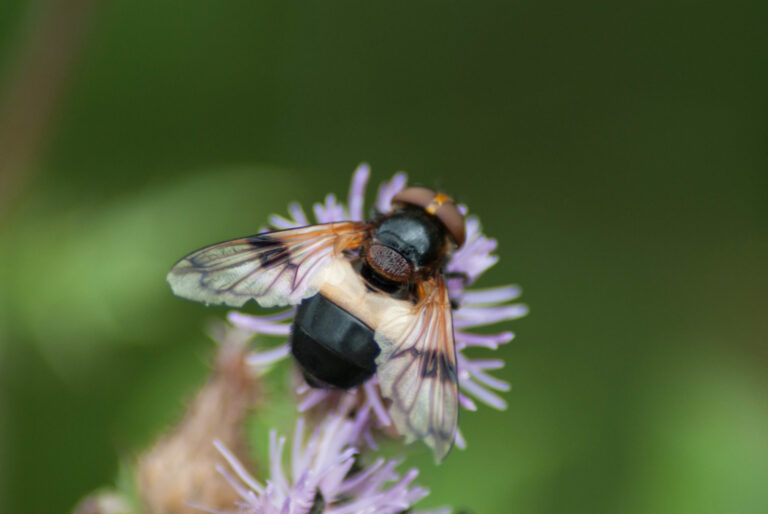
[[167, 222, 368, 308], [374, 275, 459, 462]]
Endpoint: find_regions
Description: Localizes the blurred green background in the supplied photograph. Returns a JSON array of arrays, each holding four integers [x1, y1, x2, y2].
[[1, 1, 767, 513]]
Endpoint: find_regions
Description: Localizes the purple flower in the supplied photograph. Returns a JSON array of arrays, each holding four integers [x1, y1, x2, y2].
[[209, 398, 449, 514], [229, 164, 527, 450]]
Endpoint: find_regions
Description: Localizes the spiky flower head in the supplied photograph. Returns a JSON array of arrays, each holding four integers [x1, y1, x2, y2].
[[210, 399, 449, 514], [230, 164, 527, 450]]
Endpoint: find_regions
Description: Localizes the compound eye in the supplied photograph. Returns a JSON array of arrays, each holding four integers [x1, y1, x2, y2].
[[435, 203, 466, 248], [392, 187, 466, 248], [392, 187, 437, 208], [366, 243, 413, 282]]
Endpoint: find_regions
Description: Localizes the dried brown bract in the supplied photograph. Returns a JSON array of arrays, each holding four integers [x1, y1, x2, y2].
[[137, 329, 260, 514]]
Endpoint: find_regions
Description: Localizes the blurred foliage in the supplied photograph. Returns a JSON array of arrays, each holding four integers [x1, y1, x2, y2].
[[1, 1, 767, 513]]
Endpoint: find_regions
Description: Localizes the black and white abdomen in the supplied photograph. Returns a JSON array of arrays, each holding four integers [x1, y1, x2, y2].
[[290, 293, 380, 389]]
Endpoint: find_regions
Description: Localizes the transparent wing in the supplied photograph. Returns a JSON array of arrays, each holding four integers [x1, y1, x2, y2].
[[167, 222, 369, 308], [374, 275, 459, 462]]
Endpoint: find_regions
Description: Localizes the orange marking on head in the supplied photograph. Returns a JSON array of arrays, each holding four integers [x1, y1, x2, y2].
[[425, 192, 453, 215]]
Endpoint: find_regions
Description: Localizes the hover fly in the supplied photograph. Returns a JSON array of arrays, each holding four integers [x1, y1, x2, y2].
[[167, 186, 466, 460]]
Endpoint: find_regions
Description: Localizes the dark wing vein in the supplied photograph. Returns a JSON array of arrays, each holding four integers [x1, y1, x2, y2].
[[375, 275, 459, 461], [167, 222, 368, 308]]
